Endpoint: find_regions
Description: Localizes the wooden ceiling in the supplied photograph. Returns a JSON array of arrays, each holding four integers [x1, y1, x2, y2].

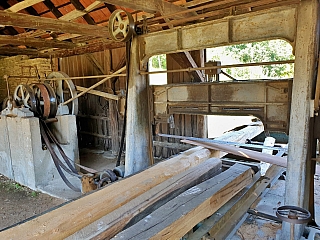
[[0, 0, 301, 58]]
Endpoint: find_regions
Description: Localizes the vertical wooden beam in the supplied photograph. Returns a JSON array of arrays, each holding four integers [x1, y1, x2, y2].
[[282, 0, 319, 239], [125, 38, 153, 176]]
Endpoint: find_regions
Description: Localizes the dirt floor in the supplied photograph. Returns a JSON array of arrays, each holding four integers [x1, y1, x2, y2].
[[0, 174, 65, 231]]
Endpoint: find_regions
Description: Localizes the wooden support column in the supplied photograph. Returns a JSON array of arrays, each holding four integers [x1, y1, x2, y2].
[[125, 38, 153, 176], [282, 0, 319, 239]]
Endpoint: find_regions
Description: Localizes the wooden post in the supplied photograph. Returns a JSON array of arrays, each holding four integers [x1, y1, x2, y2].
[[282, 0, 319, 239], [125, 37, 153, 176]]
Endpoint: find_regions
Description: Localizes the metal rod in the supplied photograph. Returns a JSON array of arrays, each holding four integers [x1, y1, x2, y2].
[[221, 70, 237, 81], [61, 66, 126, 106], [140, 60, 295, 75], [5, 74, 126, 81]]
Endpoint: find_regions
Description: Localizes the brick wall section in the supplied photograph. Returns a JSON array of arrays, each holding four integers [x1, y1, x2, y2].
[[0, 56, 53, 104]]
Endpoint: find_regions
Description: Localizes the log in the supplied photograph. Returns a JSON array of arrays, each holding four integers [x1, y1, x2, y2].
[[67, 158, 222, 240], [112, 164, 253, 240], [0, 147, 212, 240]]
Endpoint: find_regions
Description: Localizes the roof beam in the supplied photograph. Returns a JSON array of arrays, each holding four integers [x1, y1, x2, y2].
[[0, 35, 76, 49], [0, 47, 40, 56], [5, 0, 44, 13], [0, 10, 110, 38], [67, 0, 96, 24], [0, 41, 123, 58], [98, 0, 195, 18], [55, 1, 103, 23], [47, 41, 124, 58]]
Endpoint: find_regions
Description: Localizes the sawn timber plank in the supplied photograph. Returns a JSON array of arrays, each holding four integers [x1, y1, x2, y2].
[[112, 163, 253, 240]]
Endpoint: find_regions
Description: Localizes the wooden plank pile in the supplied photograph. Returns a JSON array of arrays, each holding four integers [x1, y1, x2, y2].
[[0, 124, 262, 240]]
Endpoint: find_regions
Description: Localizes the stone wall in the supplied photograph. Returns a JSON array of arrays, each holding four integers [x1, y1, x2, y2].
[[0, 56, 54, 104]]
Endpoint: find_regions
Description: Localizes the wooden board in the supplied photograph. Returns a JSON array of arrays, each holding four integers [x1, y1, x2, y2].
[[67, 157, 222, 239], [0, 147, 212, 240], [113, 164, 253, 240]]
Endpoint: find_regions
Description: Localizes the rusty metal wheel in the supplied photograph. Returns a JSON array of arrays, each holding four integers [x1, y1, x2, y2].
[[276, 205, 311, 224], [33, 83, 52, 119]]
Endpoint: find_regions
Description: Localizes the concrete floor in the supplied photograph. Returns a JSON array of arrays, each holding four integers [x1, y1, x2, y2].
[[229, 173, 320, 240]]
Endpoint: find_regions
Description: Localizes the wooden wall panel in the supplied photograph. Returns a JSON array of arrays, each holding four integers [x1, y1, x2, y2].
[[154, 51, 207, 159], [60, 48, 126, 152]]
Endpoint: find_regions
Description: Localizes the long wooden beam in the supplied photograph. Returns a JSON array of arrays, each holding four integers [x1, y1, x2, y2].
[[45, 41, 124, 58], [139, 6, 296, 60], [0, 147, 212, 240], [0, 41, 123, 58], [76, 86, 119, 101], [182, 139, 288, 167], [0, 10, 110, 37], [99, 0, 195, 18], [0, 35, 76, 49], [67, 158, 222, 239], [113, 164, 253, 239], [0, 47, 40, 56], [5, 0, 44, 13]]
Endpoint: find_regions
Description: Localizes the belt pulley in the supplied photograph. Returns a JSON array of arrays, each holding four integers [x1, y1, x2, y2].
[[13, 83, 57, 119], [46, 71, 78, 115]]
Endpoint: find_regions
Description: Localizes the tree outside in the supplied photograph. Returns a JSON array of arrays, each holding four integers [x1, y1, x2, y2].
[[207, 40, 294, 80]]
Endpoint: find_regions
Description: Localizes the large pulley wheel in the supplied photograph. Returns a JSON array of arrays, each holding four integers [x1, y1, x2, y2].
[[13, 84, 37, 112], [108, 9, 135, 42], [33, 83, 57, 119], [46, 71, 78, 115], [43, 83, 58, 118]]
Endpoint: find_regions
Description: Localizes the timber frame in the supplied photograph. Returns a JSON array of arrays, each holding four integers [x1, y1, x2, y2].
[[0, 0, 319, 239]]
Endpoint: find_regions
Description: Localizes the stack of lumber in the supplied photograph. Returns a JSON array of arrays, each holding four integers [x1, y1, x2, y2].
[[0, 124, 262, 240]]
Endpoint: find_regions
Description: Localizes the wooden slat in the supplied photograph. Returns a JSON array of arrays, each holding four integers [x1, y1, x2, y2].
[[76, 85, 119, 101], [0, 10, 110, 37], [0, 147, 212, 240], [6, 0, 44, 13], [67, 158, 222, 239], [59, 9, 86, 21], [113, 164, 253, 239], [59, 1, 102, 22], [184, 51, 205, 82], [183, 139, 288, 167]]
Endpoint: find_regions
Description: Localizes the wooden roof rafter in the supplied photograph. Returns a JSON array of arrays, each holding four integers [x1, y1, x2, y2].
[[0, 0, 304, 58]]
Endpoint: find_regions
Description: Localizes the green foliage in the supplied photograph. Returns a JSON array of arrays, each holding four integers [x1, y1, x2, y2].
[[223, 40, 294, 78], [150, 54, 167, 69], [30, 191, 39, 197]]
